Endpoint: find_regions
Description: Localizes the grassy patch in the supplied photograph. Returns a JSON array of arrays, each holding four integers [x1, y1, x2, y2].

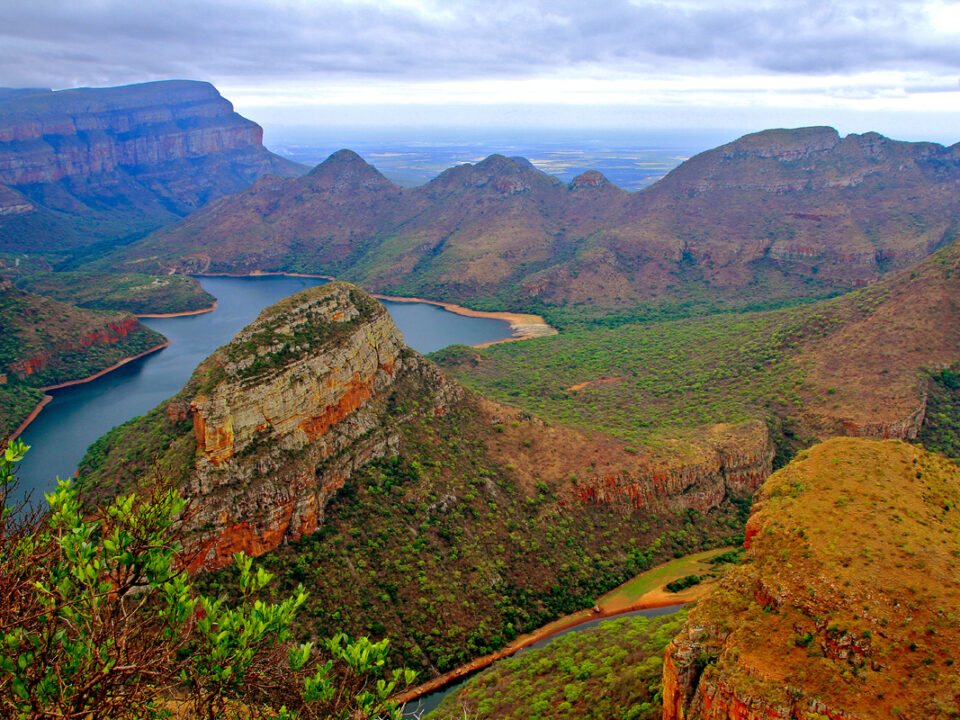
[[428, 607, 690, 720]]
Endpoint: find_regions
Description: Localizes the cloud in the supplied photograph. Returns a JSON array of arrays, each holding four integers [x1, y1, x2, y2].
[[1, 0, 958, 138], [2, 0, 959, 88]]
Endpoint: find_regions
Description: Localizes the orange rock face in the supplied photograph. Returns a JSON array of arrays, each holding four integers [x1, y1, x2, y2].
[[179, 283, 462, 571], [662, 438, 960, 720]]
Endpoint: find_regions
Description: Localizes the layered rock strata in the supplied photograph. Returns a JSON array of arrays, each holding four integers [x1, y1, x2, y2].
[[662, 437, 960, 720], [570, 421, 773, 512], [0, 80, 303, 252], [174, 283, 461, 570], [80, 283, 771, 574], [0, 80, 298, 187]]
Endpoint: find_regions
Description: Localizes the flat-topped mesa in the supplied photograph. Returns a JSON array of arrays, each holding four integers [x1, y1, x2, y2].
[[0, 80, 274, 185], [0, 80, 303, 254], [90, 282, 462, 571]]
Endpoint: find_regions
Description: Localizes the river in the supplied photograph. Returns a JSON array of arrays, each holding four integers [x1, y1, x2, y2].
[[402, 604, 685, 718], [16, 275, 513, 502]]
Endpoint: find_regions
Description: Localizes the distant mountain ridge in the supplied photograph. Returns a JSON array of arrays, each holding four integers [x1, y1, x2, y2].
[[101, 127, 960, 326], [0, 80, 304, 256]]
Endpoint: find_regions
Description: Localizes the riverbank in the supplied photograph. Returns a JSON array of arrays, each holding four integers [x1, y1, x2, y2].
[[136, 301, 217, 318], [9, 340, 170, 441], [193, 271, 557, 346], [396, 547, 729, 705], [371, 294, 556, 345]]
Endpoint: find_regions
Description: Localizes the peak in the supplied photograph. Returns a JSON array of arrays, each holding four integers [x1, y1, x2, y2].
[[475, 154, 536, 172], [306, 150, 394, 190], [569, 170, 610, 190], [325, 149, 367, 164], [253, 281, 384, 329]]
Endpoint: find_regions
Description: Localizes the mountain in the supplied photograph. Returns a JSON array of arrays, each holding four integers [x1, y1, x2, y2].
[[99, 128, 960, 327], [662, 436, 960, 719], [0, 80, 304, 257], [0, 278, 167, 438], [77, 282, 765, 676], [437, 236, 960, 464]]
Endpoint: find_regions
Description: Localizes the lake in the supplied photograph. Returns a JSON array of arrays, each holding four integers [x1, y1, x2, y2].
[[16, 275, 512, 502]]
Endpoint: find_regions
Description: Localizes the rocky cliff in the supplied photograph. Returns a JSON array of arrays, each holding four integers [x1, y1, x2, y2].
[[100, 128, 960, 326], [0, 80, 304, 254], [180, 283, 462, 570], [79, 282, 461, 570], [662, 437, 960, 720], [570, 421, 772, 512]]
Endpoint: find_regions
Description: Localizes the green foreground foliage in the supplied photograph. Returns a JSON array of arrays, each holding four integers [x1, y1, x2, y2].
[[0, 443, 414, 720], [429, 607, 690, 720]]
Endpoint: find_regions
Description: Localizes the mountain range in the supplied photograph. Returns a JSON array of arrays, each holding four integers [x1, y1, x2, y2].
[[98, 127, 960, 326]]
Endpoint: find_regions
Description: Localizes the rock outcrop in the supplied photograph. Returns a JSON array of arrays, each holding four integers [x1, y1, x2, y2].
[[571, 421, 773, 512], [167, 283, 461, 570], [662, 437, 960, 720], [79, 283, 768, 575], [76, 282, 771, 676], [0, 80, 304, 253]]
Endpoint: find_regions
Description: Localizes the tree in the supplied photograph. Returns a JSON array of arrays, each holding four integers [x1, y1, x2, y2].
[[0, 441, 415, 719]]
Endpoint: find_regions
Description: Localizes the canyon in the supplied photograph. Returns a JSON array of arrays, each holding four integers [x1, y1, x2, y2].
[[76, 282, 762, 675], [0, 80, 303, 254]]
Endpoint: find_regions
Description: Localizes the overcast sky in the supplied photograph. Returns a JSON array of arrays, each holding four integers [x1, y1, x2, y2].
[[2, 0, 959, 141]]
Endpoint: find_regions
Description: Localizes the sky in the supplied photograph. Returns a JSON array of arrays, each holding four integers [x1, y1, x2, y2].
[[2, 0, 960, 142]]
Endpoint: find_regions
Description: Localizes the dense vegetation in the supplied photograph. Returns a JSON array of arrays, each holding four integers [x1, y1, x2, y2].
[[434, 281, 893, 445], [197, 390, 748, 677], [11, 269, 215, 315], [429, 608, 690, 720], [920, 366, 960, 461], [0, 442, 416, 720], [0, 283, 167, 436]]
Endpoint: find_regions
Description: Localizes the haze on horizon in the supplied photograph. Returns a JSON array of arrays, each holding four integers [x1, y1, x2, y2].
[[2, 0, 960, 144]]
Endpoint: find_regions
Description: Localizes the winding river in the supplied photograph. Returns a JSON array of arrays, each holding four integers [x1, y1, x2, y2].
[[16, 275, 513, 502]]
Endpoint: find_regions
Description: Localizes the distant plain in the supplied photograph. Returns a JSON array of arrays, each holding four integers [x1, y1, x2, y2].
[[264, 128, 733, 189]]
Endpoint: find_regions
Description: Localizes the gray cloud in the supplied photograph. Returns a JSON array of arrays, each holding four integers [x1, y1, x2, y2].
[[0, 0, 957, 89]]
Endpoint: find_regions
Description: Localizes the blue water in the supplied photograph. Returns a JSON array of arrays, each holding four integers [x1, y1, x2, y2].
[[16, 275, 511, 503], [403, 604, 685, 718]]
